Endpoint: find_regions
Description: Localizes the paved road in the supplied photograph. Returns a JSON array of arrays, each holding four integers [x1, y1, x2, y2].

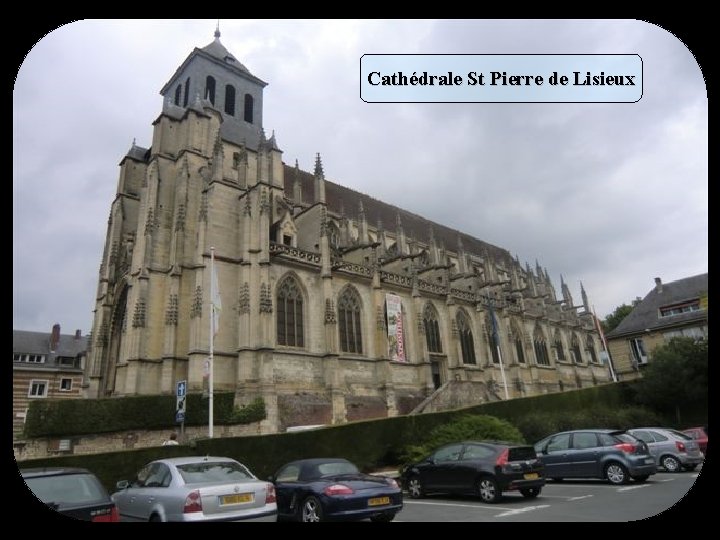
[[394, 469, 704, 522]]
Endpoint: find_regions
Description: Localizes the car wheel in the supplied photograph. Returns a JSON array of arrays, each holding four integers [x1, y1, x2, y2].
[[301, 496, 324, 522], [682, 464, 698, 472], [476, 477, 501, 504], [149, 514, 162, 522], [632, 475, 649, 483], [520, 487, 542, 498], [407, 476, 425, 499], [604, 462, 629, 485], [661, 455, 681, 473], [370, 512, 396, 522]]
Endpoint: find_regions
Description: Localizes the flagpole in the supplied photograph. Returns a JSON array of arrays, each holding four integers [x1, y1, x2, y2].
[[209, 247, 215, 439], [593, 305, 617, 382]]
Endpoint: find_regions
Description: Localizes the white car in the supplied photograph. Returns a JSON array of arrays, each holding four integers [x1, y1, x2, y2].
[[112, 456, 277, 522]]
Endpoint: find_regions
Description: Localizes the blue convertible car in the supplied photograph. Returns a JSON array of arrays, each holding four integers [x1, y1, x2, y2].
[[270, 458, 403, 522]]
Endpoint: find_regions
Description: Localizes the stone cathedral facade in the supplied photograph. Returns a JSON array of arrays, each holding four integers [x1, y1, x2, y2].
[[86, 31, 610, 432]]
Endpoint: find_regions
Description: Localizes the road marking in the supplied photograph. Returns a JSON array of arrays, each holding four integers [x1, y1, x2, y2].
[[404, 500, 514, 511], [568, 495, 594, 501], [495, 505, 550, 517], [658, 478, 675, 483], [617, 485, 650, 492]]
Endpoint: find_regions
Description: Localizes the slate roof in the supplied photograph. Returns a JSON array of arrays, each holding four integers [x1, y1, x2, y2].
[[606, 273, 708, 338], [13, 330, 88, 362], [283, 164, 515, 267]]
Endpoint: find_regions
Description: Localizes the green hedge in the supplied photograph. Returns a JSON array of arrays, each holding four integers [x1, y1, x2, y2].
[[24, 393, 265, 437], [17, 381, 707, 493]]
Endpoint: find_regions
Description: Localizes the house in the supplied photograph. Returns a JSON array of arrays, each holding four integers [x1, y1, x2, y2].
[[13, 324, 88, 440], [605, 273, 708, 379]]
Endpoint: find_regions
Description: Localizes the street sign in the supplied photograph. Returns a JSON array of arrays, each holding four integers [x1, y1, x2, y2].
[[176, 380, 187, 423]]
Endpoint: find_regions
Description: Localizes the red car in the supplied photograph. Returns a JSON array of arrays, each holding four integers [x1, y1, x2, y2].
[[682, 427, 708, 455]]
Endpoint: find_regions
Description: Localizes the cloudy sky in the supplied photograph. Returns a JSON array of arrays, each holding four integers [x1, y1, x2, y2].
[[13, 19, 707, 336]]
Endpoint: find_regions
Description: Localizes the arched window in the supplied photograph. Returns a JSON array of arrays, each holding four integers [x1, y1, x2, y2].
[[512, 321, 525, 364], [174, 85, 182, 106], [244, 94, 254, 123], [338, 287, 362, 354], [554, 330, 566, 362], [205, 76, 216, 105], [587, 336, 598, 364], [183, 77, 190, 107], [457, 310, 476, 364], [486, 313, 500, 364], [276, 276, 304, 347], [423, 303, 443, 353], [571, 334, 583, 364], [534, 325, 550, 366], [224, 84, 236, 116]]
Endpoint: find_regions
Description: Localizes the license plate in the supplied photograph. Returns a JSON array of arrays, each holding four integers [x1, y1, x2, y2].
[[220, 493, 254, 505], [368, 496, 390, 507], [645, 458, 655, 464], [523, 473, 539, 480]]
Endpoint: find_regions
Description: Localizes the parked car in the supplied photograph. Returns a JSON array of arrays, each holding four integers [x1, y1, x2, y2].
[[270, 458, 402, 522], [21, 467, 119, 521], [534, 429, 657, 485], [682, 426, 708, 455], [400, 441, 545, 504], [629, 428, 704, 472], [111, 456, 276, 522]]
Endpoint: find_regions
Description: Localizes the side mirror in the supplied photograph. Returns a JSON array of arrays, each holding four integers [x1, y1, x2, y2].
[[425, 457, 435, 464], [116, 480, 129, 490], [267, 475, 275, 483]]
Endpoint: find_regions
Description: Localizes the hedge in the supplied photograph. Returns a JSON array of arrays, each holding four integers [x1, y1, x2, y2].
[[24, 393, 265, 438], [17, 381, 707, 493]]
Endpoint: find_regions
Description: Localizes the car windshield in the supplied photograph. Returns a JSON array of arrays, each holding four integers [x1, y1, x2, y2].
[[177, 461, 254, 484], [317, 461, 359, 477], [24, 473, 108, 508]]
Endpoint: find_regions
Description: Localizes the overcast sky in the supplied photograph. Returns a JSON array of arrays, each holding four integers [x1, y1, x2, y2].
[[13, 19, 707, 336]]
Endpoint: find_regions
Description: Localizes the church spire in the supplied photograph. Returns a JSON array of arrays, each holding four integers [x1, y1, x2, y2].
[[215, 21, 221, 39], [314, 152, 326, 204]]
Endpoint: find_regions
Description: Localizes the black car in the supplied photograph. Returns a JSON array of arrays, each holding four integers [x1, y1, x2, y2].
[[21, 467, 119, 521], [533, 429, 657, 484], [400, 441, 545, 504], [270, 458, 403, 522]]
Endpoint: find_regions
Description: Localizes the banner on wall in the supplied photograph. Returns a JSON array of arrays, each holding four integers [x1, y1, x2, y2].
[[386, 293, 406, 362]]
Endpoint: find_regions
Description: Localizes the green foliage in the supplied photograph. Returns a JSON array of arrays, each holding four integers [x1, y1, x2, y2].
[[634, 337, 708, 422], [602, 303, 635, 333], [398, 415, 524, 467], [515, 406, 663, 444], [24, 393, 265, 438]]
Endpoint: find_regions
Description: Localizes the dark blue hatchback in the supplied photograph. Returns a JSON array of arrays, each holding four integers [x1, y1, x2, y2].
[[271, 458, 403, 522]]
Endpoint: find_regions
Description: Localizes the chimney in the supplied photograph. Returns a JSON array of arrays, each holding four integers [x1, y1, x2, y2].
[[50, 323, 61, 352], [75, 329, 82, 340], [654, 277, 663, 293]]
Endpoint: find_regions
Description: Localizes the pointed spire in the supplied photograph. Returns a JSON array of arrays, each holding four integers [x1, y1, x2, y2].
[[429, 225, 435, 243], [581, 281, 590, 311], [313, 153, 326, 204], [314, 153, 324, 178], [215, 20, 221, 39], [292, 159, 302, 204]]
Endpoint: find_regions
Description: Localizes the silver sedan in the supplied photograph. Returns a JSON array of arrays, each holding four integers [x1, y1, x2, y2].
[[628, 428, 704, 472], [111, 456, 277, 522]]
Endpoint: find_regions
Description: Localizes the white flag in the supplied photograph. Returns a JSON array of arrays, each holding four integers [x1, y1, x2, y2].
[[211, 261, 221, 336]]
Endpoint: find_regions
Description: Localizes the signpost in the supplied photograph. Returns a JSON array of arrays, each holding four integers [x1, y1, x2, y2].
[[176, 380, 187, 439]]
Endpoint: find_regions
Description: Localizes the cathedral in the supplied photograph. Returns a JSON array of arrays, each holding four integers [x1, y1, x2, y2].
[[86, 29, 610, 432]]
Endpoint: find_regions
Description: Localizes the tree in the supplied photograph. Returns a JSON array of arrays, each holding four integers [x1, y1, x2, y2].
[[602, 303, 635, 333], [634, 337, 708, 424]]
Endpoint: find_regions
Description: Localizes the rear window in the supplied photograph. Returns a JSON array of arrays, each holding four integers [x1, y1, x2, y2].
[[508, 446, 537, 461], [177, 461, 254, 484], [317, 461, 359, 477], [24, 473, 109, 508], [667, 429, 692, 440]]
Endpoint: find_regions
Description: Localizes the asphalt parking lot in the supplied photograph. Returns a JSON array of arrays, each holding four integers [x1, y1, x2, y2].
[[394, 468, 704, 522]]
